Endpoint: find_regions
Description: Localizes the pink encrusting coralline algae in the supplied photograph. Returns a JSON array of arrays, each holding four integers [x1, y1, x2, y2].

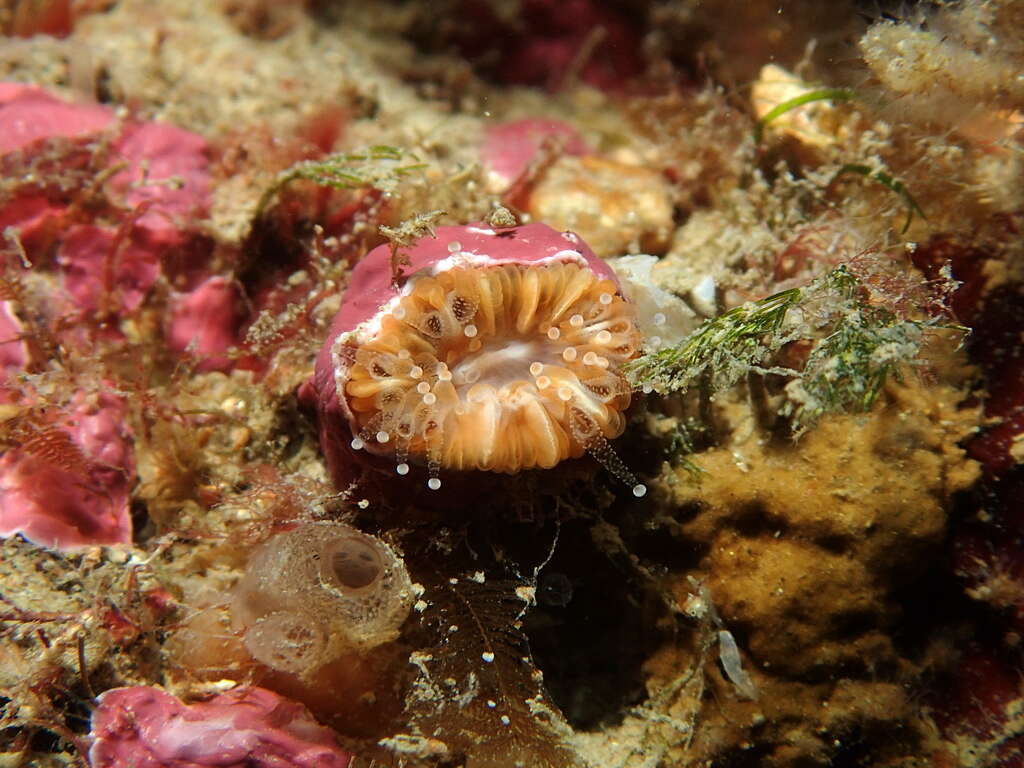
[[0, 390, 135, 549], [88, 686, 352, 768], [56, 223, 163, 314], [0, 84, 224, 549], [481, 118, 590, 187], [0, 82, 110, 152], [304, 221, 647, 495], [0, 84, 210, 230], [166, 275, 244, 373], [0, 83, 215, 339], [0, 300, 27, 373]]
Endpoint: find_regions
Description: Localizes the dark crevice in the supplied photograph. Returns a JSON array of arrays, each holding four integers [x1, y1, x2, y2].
[[730, 502, 789, 538], [816, 533, 856, 554], [831, 610, 881, 640], [629, 525, 705, 574], [518, 518, 668, 731]]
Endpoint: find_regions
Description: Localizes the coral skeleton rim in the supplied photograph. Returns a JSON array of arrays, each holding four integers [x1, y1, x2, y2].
[[322, 224, 647, 496]]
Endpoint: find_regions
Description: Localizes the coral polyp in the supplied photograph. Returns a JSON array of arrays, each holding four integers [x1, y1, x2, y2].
[[311, 223, 646, 492]]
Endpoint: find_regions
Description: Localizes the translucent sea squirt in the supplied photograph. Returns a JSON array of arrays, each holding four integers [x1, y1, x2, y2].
[[306, 222, 646, 495], [231, 522, 415, 671]]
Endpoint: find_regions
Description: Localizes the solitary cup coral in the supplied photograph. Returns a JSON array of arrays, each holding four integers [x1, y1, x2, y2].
[[308, 222, 646, 494]]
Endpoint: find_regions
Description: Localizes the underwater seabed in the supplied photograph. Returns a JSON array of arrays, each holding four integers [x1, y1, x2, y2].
[[0, 0, 1022, 766]]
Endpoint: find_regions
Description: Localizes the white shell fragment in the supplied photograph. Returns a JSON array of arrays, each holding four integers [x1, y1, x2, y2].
[[691, 274, 718, 318], [607, 254, 698, 350]]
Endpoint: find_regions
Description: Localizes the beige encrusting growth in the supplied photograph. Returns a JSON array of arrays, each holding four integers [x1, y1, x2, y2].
[[860, 0, 1024, 133]]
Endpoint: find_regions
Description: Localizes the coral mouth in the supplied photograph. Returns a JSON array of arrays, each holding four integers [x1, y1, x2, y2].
[[342, 260, 645, 493]]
